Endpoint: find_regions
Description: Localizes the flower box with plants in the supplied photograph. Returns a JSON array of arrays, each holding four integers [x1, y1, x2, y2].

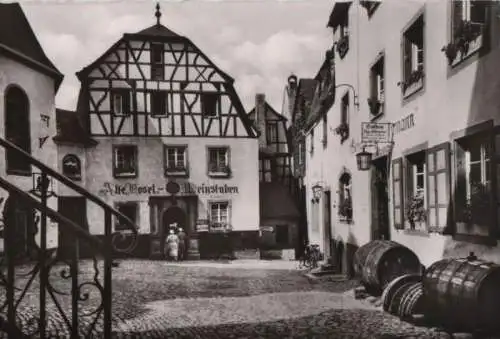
[[405, 191, 426, 230], [209, 163, 231, 177], [336, 35, 349, 59], [400, 69, 424, 95], [335, 123, 349, 141], [441, 20, 484, 66], [460, 182, 491, 226], [367, 98, 383, 116], [338, 196, 353, 222]]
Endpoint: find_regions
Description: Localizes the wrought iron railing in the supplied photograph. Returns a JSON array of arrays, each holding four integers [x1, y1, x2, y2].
[[0, 136, 139, 338]]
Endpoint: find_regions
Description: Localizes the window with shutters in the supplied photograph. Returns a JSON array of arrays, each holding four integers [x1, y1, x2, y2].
[[208, 147, 230, 177], [114, 202, 138, 232], [111, 89, 131, 116], [113, 145, 138, 178], [404, 151, 427, 232], [164, 145, 188, 177], [454, 134, 493, 237], [401, 15, 424, 98], [445, 1, 488, 67], [369, 55, 385, 119], [150, 91, 167, 117], [150, 43, 164, 80], [426, 143, 451, 234], [392, 158, 404, 230]]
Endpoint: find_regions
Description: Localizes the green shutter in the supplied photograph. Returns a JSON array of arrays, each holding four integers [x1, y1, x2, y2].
[[392, 158, 404, 230], [427, 142, 452, 234]]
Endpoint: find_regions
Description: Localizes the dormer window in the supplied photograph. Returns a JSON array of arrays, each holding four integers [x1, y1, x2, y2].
[[151, 43, 164, 80]]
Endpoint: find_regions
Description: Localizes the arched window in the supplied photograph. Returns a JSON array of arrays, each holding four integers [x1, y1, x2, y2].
[[338, 172, 352, 221], [62, 154, 82, 181], [5, 86, 31, 174]]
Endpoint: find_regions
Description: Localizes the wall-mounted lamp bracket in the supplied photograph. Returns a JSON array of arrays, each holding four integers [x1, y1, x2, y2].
[[335, 83, 360, 109]]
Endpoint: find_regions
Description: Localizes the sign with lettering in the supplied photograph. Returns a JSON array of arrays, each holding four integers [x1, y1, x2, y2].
[[98, 182, 239, 196], [393, 113, 415, 134], [361, 122, 392, 143]]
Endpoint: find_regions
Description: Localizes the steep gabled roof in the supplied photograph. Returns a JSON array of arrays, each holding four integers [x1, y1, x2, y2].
[[0, 3, 63, 91], [53, 108, 97, 147], [247, 102, 287, 121], [134, 23, 182, 38], [292, 78, 317, 122]]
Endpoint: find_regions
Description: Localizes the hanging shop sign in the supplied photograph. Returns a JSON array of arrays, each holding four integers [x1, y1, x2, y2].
[[98, 182, 240, 196], [361, 122, 392, 143], [392, 113, 415, 134]]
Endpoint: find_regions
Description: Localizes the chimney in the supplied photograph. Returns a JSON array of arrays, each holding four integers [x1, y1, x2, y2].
[[255, 93, 267, 148]]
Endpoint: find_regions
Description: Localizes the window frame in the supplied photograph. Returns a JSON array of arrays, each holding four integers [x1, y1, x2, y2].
[[338, 172, 353, 223], [207, 146, 231, 178], [62, 154, 82, 181], [164, 145, 189, 177], [112, 145, 138, 179], [404, 150, 428, 232], [340, 92, 350, 143], [401, 12, 425, 100], [208, 200, 231, 231], [111, 89, 132, 117], [150, 43, 165, 81], [201, 92, 220, 119], [369, 53, 385, 120], [266, 121, 279, 146], [114, 202, 138, 232], [150, 90, 168, 117]]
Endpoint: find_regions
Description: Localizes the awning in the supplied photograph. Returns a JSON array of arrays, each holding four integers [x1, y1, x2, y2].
[[260, 182, 300, 220]]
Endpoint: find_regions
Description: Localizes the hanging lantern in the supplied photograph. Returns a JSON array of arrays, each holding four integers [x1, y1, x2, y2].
[[356, 148, 372, 171]]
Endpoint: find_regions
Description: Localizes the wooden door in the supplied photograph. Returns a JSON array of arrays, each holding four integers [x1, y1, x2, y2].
[[371, 157, 390, 240], [58, 197, 89, 259]]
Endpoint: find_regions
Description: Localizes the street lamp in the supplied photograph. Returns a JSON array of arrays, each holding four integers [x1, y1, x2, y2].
[[311, 184, 323, 204], [356, 147, 373, 171]]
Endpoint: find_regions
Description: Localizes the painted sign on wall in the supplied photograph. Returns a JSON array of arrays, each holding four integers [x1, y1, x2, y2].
[[98, 182, 239, 196], [361, 122, 392, 143], [393, 113, 415, 135]]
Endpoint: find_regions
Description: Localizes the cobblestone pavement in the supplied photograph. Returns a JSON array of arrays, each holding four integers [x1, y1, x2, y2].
[[2, 259, 498, 338]]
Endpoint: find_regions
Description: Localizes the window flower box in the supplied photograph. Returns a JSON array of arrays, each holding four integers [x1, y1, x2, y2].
[[336, 35, 349, 59], [405, 192, 426, 230], [367, 98, 383, 116], [442, 20, 484, 67], [334, 123, 349, 141], [400, 69, 424, 97], [208, 164, 231, 177]]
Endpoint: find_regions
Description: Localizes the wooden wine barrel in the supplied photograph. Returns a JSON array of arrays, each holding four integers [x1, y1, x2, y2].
[[353, 240, 422, 294], [423, 258, 500, 332], [382, 274, 422, 312], [397, 281, 424, 320]]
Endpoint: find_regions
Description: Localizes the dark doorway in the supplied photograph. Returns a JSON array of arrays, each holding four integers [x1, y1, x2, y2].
[[2, 195, 37, 261], [161, 206, 186, 253], [58, 197, 90, 259], [5, 86, 31, 175], [371, 156, 390, 240], [323, 190, 332, 259]]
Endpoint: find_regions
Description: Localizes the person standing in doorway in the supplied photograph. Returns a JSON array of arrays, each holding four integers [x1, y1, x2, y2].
[[165, 229, 179, 261], [177, 227, 187, 261]]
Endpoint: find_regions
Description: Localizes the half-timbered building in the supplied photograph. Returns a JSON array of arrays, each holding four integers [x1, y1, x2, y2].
[[247, 93, 300, 260], [0, 2, 63, 258], [55, 5, 260, 259]]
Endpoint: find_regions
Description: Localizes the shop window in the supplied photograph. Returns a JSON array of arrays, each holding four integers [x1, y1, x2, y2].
[[338, 172, 352, 222], [164, 146, 188, 176], [5, 86, 31, 175], [208, 147, 230, 177], [201, 92, 219, 118], [113, 145, 138, 178], [401, 15, 424, 98], [150, 91, 168, 117], [369, 55, 385, 118], [115, 202, 138, 232], [209, 201, 230, 231], [150, 43, 164, 80], [62, 154, 82, 181], [275, 225, 289, 246], [455, 134, 492, 236], [404, 151, 427, 231], [111, 89, 132, 116], [445, 1, 488, 67]]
